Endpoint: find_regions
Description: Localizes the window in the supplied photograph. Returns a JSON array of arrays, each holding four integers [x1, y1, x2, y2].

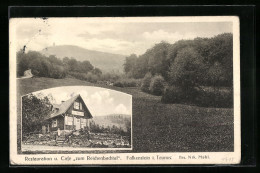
[[52, 119, 57, 127], [81, 118, 87, 128], [81, 118, 86, 124], [74, 102, 79, 109], [67, 117, 73, 125], [79, 102, 82, 110], [65, 116, 73, 125]]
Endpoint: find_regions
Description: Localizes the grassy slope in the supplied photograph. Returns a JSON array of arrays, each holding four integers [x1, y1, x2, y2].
[[17, 77, 233, 152]]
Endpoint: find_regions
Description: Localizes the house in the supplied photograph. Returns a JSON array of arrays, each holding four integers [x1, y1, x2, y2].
[[43, 94, 93, 132]]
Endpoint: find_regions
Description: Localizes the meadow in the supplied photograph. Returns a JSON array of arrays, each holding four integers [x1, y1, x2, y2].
[[17, 77, 233, 153]]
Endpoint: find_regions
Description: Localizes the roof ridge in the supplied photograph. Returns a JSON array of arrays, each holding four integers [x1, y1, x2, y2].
[[47, 94, 80, 119]]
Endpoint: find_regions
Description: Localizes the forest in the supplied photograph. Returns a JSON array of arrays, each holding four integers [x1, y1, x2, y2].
[[123, 33, 233, 107], [18, 33, 233, 108], [17, 50, 102, 81]]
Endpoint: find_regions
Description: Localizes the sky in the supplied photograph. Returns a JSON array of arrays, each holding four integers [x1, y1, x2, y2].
[[12, 17, 233, 55], [29, 86, 132, 116]]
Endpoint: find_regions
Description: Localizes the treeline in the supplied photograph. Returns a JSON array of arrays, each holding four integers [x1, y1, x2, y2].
[[89, 121, 131, 137], [17, 50, 102, 79], [124, 33, 233, 107]]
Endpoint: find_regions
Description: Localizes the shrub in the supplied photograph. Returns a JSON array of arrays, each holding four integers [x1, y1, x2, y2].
[[49, 65, 66, 79], [100, 72, 120, 82], [114, 78, 141, 87], [149, 75, 165, 95], [86, 73, 98, 83], [162, 86, 233, 108], [161, 85, 198, 104], [68, 72, 99, 83], [162, 86, 185, 104], [141, 72, 152, 92], [195, 87, 233, 108], [69, 72, 88, 81], [114, 81, 124, 87]]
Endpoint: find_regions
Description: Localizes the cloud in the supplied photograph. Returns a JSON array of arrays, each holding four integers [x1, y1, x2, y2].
[[13, 18, 232, 56], [114, 104, 130, 115], [83, 90, 116, 115], [142, 29, 197, 43], [88, 90, 111, 104], [82, 38, 134, 53], [31, 86, 132, 116], [89, 92, 103, 104]]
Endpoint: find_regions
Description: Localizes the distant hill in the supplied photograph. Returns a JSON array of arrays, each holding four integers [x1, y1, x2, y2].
[[91, 114, 131, 132], [41, 45, 126, 73]]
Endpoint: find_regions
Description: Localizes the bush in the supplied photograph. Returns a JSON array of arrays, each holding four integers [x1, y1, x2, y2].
[[161, 85, 198, 104], [162, 86, 185, 104], [49, 65, 66, 79], [149, 75, 165, 95], [69, 72, 87, 81], [86, 73, 98, 83], [114, 78, 141, 88], [162, 86, 233, 108], [100, 72, 120, 82], [69, 72, 99, 83], [195, 87, 233, 108], [113, 81, 124, 87], [141, 72, 152, 92]]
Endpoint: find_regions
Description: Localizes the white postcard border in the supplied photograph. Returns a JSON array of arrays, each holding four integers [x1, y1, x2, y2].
[[9, 16, 240, 165]]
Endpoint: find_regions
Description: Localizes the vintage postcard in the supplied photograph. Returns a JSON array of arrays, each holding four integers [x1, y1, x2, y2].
[[9, 16, 240, 165]]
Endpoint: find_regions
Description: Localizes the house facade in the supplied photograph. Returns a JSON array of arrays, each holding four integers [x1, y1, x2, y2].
[[44, 94, 93, 132]]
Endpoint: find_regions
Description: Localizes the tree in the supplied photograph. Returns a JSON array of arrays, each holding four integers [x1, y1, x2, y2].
[[146, 41, 171, 78], [22, 94, 51, 137], [123, 54, 137, 74], [91, 68, 102, 76], [47, 55, 63, 66], [168, 47, 206, 89], [17, 50, 29, 76], [149, 75, 165, 96], [67, 58, 78, 71], [206, 33, 233, 87], [141, 72, 152, 93], [78, 60, 94, 73]]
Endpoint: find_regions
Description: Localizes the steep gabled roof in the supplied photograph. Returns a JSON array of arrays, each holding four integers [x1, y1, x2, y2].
[[46, 94, 92, 120]]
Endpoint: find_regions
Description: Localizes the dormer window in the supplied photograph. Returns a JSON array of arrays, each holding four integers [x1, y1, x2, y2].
[[74, 101, 79, 109]]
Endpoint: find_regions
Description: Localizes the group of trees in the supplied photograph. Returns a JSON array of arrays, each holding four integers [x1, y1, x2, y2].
[[17, 50, 102, 79], [124, 33, 233, 87], [124, 33, 233, 107], [22, 94, 51, 138], [141, 73, 165, 95]]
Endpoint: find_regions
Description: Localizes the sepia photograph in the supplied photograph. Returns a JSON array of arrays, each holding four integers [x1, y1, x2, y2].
[[21, 86, 132, 153], [9, 16, 240, 165]]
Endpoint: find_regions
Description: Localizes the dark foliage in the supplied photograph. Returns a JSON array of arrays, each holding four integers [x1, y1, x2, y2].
[[141, 72, 152, 92], [69, 72, 98, 83], [123, 33, 233, 107], [114, 78, 140, 88], [161, 85, 198, 104], [124, 42, 171, 79], [22, 94, 51, 138], [149, 75, 165, 96], [17, 51, 99, 80], [195, 87, 233, 108], [124, 33, 233, 88]]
